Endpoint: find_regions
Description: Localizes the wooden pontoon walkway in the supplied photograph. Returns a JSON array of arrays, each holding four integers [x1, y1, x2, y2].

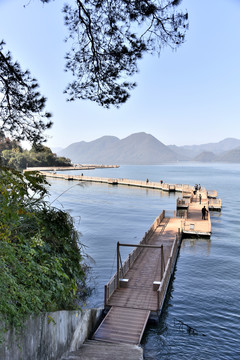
[[93, 214, 182, 344], [25, 164, 119, 172], [35, 171, 195, 193], [93, 187, 218, 345], [32, 170, 221, 350], [38, 171, 221, 211]]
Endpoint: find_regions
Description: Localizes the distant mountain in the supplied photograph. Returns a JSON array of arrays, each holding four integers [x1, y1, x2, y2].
[[167, 145, 192, 160], [193, 151, 217, 162], [170, 138, 240, 158], [215, 146, 240, 163], [59, 133, 240, 164], [59, 136, 119, 163], [59, 132, 186, 164]]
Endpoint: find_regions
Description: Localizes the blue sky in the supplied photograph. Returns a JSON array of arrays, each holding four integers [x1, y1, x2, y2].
[[0, 0, 240, 148]]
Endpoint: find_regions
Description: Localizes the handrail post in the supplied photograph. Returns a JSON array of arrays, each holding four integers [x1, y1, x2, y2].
[[161, 245, 164, 280], [104, 285, 107, 307], [117, 241, 120, 288]]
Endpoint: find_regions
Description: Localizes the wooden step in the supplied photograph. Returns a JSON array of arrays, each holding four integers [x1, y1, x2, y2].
[[92, 307, 150, 345]]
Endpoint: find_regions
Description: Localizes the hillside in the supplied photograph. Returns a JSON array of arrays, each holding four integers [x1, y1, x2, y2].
[[193, 151, 217, 162], [59, 136, 119, 163], [170, 138, 240, 158], [215, 146, 240, 163], [57, 133, 240, 164], [58, 132, 186, 164]]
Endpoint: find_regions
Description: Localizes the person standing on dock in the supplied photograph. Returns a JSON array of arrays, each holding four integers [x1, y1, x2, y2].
[[202, 206, 208, 220], [199, 194, 202, 204]]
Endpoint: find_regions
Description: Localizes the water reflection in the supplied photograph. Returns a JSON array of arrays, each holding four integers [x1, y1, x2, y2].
[[181, 238, 211, 256]]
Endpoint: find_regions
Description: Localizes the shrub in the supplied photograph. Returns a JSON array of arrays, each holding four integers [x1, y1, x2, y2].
[[0, 167, 87, 341]]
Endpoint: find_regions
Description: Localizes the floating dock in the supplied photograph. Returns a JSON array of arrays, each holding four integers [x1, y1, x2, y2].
[[38, 171, 221, 211], [35, 171, 194, 193], [93, 187, 213, 345], [25, 164, 119, 172], [30, 169, 221, 357]]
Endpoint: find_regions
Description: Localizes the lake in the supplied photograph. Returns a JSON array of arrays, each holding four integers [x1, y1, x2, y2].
[[46, 163, 240, 360]]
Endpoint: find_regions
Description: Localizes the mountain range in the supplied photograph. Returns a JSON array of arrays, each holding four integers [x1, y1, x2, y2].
[[57, 132, 240, 164]]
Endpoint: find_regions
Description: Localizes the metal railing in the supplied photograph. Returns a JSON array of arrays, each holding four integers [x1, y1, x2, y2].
[[104, 210, 165, 306]]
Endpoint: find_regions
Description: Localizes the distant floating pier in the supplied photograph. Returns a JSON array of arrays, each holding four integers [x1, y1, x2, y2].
[[34, 171, 194, 192], [25, 164, 119, 172], [37, 171, 221, 210]]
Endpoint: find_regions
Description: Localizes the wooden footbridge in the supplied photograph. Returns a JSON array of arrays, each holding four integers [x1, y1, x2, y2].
[[93, 188, 215, 345], [28, 169, 221, 356]]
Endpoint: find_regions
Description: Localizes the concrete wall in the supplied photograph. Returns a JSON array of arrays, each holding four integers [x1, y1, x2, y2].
[[0, 308, 103, 360]]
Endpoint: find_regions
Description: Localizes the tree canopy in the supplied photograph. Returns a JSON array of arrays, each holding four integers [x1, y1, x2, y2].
[[0, 41, 52, 144], [0, 136, 72, 170], [0, 1, 188, 144], [62, 0, 188, 107]]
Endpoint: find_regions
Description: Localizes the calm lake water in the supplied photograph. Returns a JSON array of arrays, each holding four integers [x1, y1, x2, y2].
[[47, 164, 240, 360]]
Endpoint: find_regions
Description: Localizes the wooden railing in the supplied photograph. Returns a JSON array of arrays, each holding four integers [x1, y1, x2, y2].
[[157, 231, 182, 311], [104, 210, 165, 307]]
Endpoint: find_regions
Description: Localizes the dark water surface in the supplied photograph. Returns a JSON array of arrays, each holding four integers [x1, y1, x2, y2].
[[47, 164, 240, 360]]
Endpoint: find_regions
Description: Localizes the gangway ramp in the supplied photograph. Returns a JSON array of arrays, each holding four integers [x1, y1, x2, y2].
[[93, 307, 150, 344]]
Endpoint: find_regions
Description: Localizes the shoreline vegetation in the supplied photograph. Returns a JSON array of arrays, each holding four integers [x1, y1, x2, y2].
[[0, 138, 91, 343], [0, 134, 72, 171]]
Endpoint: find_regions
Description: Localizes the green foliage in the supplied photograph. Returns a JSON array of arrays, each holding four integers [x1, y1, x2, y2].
[[0, 167, 87, 340], [0, 138, 72, 170], [63, 0, 188, 107], [1, 1, 188, 118], [36, 0, 188, 107], [0, 41, 52, 143], [27, 144, 72, 168]]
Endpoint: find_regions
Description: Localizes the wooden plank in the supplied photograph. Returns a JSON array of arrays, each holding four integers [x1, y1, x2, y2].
[[61, 340, 143, 360], [93, 307, 150, 345]]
